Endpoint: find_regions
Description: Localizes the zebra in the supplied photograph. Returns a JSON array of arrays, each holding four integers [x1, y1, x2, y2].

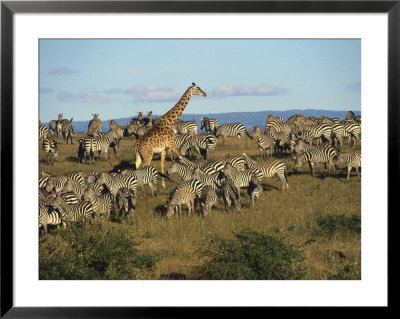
[[62, 178, 86, 200], [42, 137, 58, 165], [95, 171, 138, 205], [191, 167, 221, 190], [39, 124, 48, 142], [264, 120, 292, 135], [200, 117, 219, 135], [219, 162, 263, 198], [219, 180, 241, 212], [172, 120, 198, 135], [83, 185, 113, 220], [51, 194, 95, 223], [331, 122, 346, 149], [43, 172, 85, 193], [169, 133, 193, 160], [39, 202, 65, 234], [247, 173, 263, 208], [88, 113, 103, 137], [62, 122, 75, 144], [252, 126, 275, 160], [266, 126, 294, 156], [301, 123, 332, 146], [165, 185, 197, 218], [80, 129, 122, 164], [126, 122, 152, 139], [242, 153, 289, 190], [335, 152, 361, 180], [199, 186, 218, 217], [116, 187, 137, 222], [166, 161, 194, 181], [293, 138, 316, 156], [118, 165, 159, 197], [181, 132, 217, 160], [48, 120, 57, 137], [215, 123, 253, 145], [293, 143, 338, 176], [343, 122, 361, 146]]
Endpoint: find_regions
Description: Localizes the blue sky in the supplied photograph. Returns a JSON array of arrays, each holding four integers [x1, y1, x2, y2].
[[39, 39, 361, 122]]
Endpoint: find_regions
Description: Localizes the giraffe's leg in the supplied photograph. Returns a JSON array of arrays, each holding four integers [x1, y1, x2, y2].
[[135, 149, 142, 169], [160, 150, 166, 188]]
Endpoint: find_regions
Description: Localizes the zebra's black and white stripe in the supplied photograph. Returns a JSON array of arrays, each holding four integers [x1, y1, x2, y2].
[[39, 203, 65, 234], [242, 153, 289, 190], [83, 185, 113, 219], [95, 171, 138, 202], [51, 195, 95, 223], [173, 120, 198, 135], [335, 152, 361, 180], [219, 180, 241, 212], [165, 184, 197, 217], [42, 137, 59, 165], [119, 165, 158, 196], [39, 124, 49, 142], [62, 122, 75, 144], [293, 143, 338, 176], [215, 123, 252, 145], [199, 186, 218, 217], [247, 173, 263, 208], [200, 117, 219, 135], [166, 161, 194, 181], [181, 133, 217, 159]]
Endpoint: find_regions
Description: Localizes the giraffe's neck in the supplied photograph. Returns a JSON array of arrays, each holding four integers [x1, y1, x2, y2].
[[156, 88, 192, 128]]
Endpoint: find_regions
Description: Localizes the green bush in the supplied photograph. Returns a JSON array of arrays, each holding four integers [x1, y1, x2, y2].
[[193, 229, 305, 280], [39, 221, 160, 280], [326, 263, 361, 280], [314, 213, 361, 237]]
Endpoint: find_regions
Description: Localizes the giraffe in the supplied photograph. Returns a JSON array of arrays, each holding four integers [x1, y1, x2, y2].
[[134, 83, 207, 187]]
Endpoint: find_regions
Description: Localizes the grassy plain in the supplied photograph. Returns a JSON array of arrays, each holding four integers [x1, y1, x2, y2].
[[39, 133, 361, 280]]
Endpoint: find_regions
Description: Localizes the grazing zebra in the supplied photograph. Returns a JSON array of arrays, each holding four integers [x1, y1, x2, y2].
[[174, 178, 206, 199], [301, 123, 332, 145], [42, 137, 58, 165], [266, 127, 293, 156], [169, 133, 193, 159], [116, 187, 137, 222], [343, 122, 361, 146], [242, 153, 289, 190], [39, 203, 65, 234], [80, 129, 121, 164], [199, 186, 218, 217], [62, 179, 86, 200], [335, 152, 361, 180], [51, 194, 95, 223], [181, 132, 218, 159], [247, 173, 263, 208], [95, 171, 138, 204], [166, 161, 194, 181], [293, 143, 338, 176], [83, 185, 113, 220], [118, 165, 159, 196], [191, 167, 221, 190], [220, 162, 263, 198], [165, 185, 197, 218], [62, 122, 75, 144], [39, 124, 49, 142], [293, 138, 316, 156], [252, 126, 275, 159], [200, 117, 219, 135], [173, 120, 198, 135], [215, 123, 252, 145], [264, 120, 292, 135], [220, 180, 241, 212], [43, 172, 85, 193], [331, 122, 346, 149], [88, 114, 103, 136]]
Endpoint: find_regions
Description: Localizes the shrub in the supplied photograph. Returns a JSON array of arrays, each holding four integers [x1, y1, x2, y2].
[[314, 213, 361, 237], [326, 263, 361, 280], [39, 221, 160, 280], [193, 229, 305, 280]]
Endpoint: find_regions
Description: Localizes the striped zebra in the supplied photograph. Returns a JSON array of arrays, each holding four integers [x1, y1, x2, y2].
[[252, 126, 275, 160], [62, 122, 75, 144], [173, 120, 198, 135], [247, 173, 263, 207], [242, 153, 289, 190], [48, 120, 57, 137], [181, 132, 218, 160], [39, 202, 65, 234], [343, 122, 361, 146], [266, 115, 284, 123], [51, 194, 95, 223], [293, 138, 316, 156], [265, 127, 292, 156], [169, 133, 193, 160], [80, 129, 121, 164], [331, 122, 346, 149], [42, 137, 58, 165], [62, 179, 86, 200], [191, 167, 221, 190], [199, 186, 218, 217], [95, 171, 138, 205], [88, 114, 103, 136], [83, 185, 113, 220], [116, 187, 137, 221], [335, 152, 361, 180], [126, 122, 152, 139], [118, 165, 159, 196], [293, 143, 338, 176], [264, 120, 292, 135], [220, 180, 241, 212], [200, 117, 219, 135], [174, 178, 206, 199], [220, 162, 263, 198], [166, 161, 194, 181], [301, 123, 332, 146], [43, 172, 85, 193], [165, 185, 197, 218], [215, 123, 253, 145], [39, 124, 49, 142]]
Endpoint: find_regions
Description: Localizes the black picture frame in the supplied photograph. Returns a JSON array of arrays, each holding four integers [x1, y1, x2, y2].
[[1, 1, 395, 317]]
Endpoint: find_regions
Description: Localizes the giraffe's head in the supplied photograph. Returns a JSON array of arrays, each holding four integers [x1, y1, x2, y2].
[[190, 83, 207, 97]]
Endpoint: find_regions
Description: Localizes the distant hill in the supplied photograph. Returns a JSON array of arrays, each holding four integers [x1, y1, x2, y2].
[[44, 109, 361, 133]]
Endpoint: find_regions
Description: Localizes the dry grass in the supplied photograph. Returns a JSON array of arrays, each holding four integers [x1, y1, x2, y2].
[[39, 133, 361, 280]]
